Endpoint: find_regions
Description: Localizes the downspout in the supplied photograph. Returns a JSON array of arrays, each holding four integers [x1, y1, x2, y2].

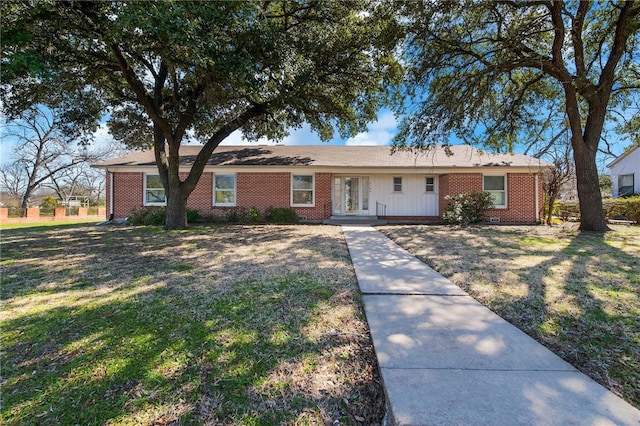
[[109, 169, 114, 221], [535, 173, 540, 223]]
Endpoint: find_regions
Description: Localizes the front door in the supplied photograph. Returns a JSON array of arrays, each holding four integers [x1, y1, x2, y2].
[[344, 177, 359, 214], [333, 176, 370, 215]]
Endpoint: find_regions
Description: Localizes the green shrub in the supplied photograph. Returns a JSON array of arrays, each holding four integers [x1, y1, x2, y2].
[[143, 208, 166, 226], [41, 195, 60, 211], [129, 206, 200, 226], [221, 207, 248, 223], [264, 207, 299, 224], [557, 201, 580, 221], [248, 207, 262, 223], [187, 209, 201, 224], [442, 191, 494, 225], [604, 195, 640, 223]]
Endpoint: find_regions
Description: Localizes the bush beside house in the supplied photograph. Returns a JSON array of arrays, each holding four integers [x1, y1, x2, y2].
[[443, 191, 495, 225], [128, 206, 299, 226], [556, 196, 640, 224]]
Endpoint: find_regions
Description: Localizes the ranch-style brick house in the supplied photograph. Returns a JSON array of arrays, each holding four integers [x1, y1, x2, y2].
[[94, 145, 548, 223]]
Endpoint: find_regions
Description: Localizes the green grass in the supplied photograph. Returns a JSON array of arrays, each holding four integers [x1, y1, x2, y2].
[[0, 219, 101, 230], [1, 224, 384, 425], [379, 224, 640, 410]]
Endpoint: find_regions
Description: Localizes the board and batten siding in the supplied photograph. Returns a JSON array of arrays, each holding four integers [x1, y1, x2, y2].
[[370, 174, 438, 216]]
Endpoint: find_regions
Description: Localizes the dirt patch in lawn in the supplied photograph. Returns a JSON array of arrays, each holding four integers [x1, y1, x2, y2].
[[1, 224, 385, 425], [379, 224, 640, 409]]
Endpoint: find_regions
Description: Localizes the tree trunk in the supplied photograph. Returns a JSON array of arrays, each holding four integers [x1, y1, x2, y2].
[[165, 185, 189, 230], [546, 190, 559, 226], [20, 187, 34, 217], [572, 143, 608, 232]]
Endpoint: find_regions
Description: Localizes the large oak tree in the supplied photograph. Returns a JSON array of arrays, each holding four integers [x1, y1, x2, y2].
[[2, 1, 402, 229], [396, 0, 639, 231]]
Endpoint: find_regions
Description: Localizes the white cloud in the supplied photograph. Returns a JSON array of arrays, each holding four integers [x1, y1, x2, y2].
[[92, 123, 112, 146], [282, 125, 322, 145], [219, 129, 275, 146], [345, 111, 397, 146], [221, 110, 399, 147], [369, 111, 398, 131], [345, 130, 393, 146]]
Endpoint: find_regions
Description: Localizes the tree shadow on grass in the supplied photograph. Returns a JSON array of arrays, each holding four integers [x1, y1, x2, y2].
[[381, 225, 639, 409], [1, 224, 384, 425], [515, 230, 640, 408]]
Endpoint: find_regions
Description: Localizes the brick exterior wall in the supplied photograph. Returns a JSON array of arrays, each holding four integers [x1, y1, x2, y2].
[[110, 172, 144, 219], [236, 172, 290, 210], [438, 172, 540, 223], [295, 172, 331, 221], [496, 173, 537, 223], [108, 170, 540, 223], [438, 173, 483, 218], [186, 172, 213, 213], [106, 171, 332, 221]]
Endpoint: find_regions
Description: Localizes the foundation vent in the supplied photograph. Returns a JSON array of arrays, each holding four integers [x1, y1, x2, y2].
[[490, 217, 500, 223]]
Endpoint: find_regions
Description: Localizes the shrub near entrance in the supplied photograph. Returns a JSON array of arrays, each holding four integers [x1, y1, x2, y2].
[[443, 191, 495, 225]]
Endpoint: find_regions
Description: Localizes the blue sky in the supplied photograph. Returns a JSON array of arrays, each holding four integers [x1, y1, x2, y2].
[[1, 107, 629, 174], [0, 110, 399, 166], [219, 110, 399, 147]]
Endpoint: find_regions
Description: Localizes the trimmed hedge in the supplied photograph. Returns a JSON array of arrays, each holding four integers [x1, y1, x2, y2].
[[556, 196, 640, 223], [128, 207, 201, 226], [264, 207, 299, 224], [604, 195, 640, 223]]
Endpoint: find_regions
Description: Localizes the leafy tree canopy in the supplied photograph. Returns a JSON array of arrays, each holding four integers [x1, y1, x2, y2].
[[1, 1, 403, 228], [396, 0, 639, 231]]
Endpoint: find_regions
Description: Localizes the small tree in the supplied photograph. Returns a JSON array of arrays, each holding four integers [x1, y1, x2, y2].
[[0, 105, 101, 215], [599, 175, 612, 199], [443, 191, 494, 225], [537, 135, 575, 226], [40, 195, 59, 212]]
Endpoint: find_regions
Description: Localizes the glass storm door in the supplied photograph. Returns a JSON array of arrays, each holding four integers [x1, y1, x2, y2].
[[344, 177, 359, 214]]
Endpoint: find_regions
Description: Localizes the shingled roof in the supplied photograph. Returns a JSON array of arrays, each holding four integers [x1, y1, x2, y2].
[[94, 145, 548, 169]]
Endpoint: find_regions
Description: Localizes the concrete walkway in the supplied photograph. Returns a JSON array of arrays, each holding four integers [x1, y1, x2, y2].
[[342, 225, 640, 426]]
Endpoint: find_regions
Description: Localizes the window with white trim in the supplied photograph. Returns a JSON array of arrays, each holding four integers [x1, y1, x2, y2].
[[618, 174, 634, 197], [425, 176, 435, 192], [483, 175, 506, 207], [144, 174, 166, 205], [292, 174, 314, 206], [214, 174, 236, 206], [393, 177, 402, 192]]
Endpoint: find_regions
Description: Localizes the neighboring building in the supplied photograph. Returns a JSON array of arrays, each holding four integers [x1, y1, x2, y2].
[[93, 145, 549, 223], [608, 146, 640, 198]]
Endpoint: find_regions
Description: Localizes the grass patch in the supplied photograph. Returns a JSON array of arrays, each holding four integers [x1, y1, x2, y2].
[[1, 224, 384, 425], [0, 219, 101, 230], [379, 224, 640, 409]]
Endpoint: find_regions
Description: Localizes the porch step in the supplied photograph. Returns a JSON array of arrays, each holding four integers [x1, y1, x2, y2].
[[323, 215, 388, 225]]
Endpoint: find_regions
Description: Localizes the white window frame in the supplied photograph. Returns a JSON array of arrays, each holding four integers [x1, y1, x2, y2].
[[291, 174, 315, 207], [144, 173, 166, 206], [483, 175, 507, 208], [425, 176, 435, 193], [618, 174, 634, 197], [393, 176, 403, 193], [213, 174, 237, 206]]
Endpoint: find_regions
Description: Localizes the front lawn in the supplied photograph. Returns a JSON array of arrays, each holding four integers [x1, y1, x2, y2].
[[1, 224, 384, 425], [378, 224, 640, 409], [0, 219, 102, 230]]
